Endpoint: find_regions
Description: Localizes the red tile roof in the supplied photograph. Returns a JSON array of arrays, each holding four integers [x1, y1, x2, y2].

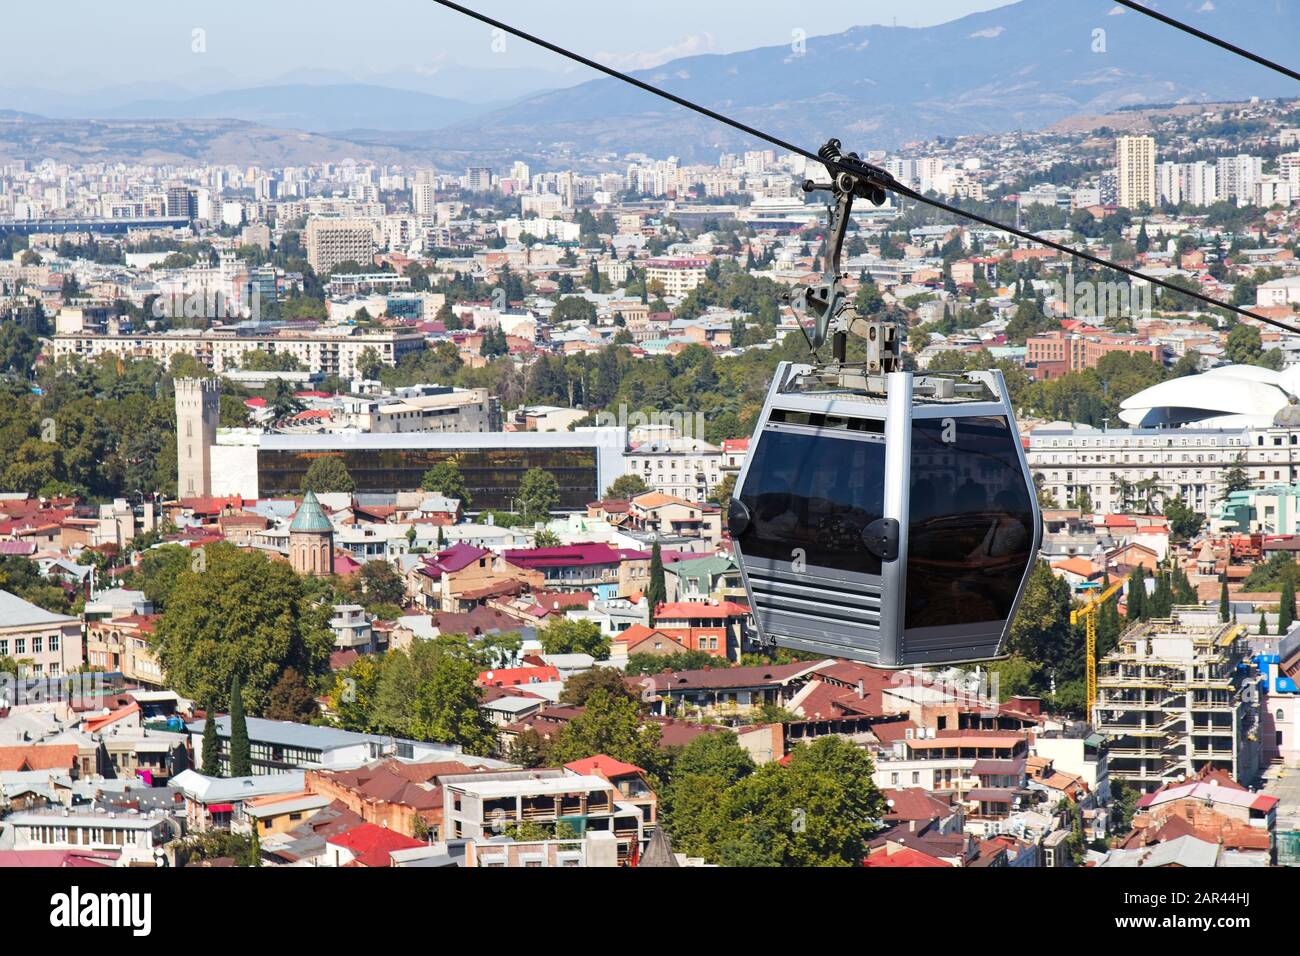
[[0, 744, 78, 772], [477, 665, 561, 687], [326, 823, 424, 867], [563, 755, 647, 779], [863, 846, 952, 868]]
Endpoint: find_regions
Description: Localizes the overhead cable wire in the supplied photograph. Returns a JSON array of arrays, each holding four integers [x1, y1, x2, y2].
[[1111, 0, 1300, 84], [429, 0, 1300, 336]]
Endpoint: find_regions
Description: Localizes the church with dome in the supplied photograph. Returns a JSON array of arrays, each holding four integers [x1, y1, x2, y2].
[[288, 490, 335, 577]]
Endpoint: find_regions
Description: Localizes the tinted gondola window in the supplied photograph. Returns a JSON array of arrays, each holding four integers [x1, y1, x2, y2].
[[905, 416, 1036, 630], [738, 428, 886, 575]]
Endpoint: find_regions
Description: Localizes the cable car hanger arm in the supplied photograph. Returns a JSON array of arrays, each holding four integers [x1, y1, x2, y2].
[[427, 0, 1300, 338]]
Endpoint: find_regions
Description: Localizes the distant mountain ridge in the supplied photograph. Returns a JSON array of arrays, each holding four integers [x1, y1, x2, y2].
[[1, 0, 1298, 165], [426, 0, 1300, 158]]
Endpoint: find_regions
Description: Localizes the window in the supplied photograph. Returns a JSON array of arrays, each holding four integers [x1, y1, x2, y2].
[[738, 427, 887, 576], [906, 417, 1036, 630]]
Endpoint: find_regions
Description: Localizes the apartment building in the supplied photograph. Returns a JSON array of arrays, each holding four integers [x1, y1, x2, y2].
[[440, 769, 649, 865], [870, 730, 1032, 800], [84, 614, 164, 686], [643, 256, 709, 297], [188, 716, 476, 775], [6, 810, 175, 865], [305, 218, 375, 274], [359, 386, 500, 434], [624, 437, 724, 503], [1094, 615, 1261, 792], [1025, 330, 1165, 380], [1025, 423, 1300, 515], [1117, 136, 1156, 209], [0, 591, 83, 679], [55, 326, 425, 377]]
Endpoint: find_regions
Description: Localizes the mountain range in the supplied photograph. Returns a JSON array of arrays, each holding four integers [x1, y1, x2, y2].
[[426, 0, 1300, 158], [1, 0, 1298, 165]]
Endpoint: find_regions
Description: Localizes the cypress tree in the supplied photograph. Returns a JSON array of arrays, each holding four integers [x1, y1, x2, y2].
[[646, 541, 667, 625], [201, 699, 221, 777], [1261, 610, 1270, 636], [1150, 571, 1173, 619], [1219, 577, 1230, 623], [228, 674, 252, 777], [246, 824, 262, 868], [1280, 577, 1296, 635], [1127, 567, 1146, 621]]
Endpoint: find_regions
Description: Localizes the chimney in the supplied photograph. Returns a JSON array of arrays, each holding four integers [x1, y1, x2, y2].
[[857, 680, 865, 699]]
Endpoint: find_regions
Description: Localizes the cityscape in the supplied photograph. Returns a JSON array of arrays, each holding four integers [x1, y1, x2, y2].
[[0, 1, 1298, 903]]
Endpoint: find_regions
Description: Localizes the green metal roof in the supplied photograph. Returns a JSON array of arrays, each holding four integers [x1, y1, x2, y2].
[[289, 490, 334, 534]]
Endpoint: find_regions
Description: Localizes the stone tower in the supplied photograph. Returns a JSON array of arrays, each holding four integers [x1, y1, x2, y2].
[[289, 490, 335, 576], [175, 377, 220, 499]]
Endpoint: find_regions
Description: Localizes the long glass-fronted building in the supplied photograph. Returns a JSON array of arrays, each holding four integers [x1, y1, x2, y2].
[[210, 430, 627, 512]]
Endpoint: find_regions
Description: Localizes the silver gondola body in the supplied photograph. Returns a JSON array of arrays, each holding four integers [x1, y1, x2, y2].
[[729, 363, 1043, 668]]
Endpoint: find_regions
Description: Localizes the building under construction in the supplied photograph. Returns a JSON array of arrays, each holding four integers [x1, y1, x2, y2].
[[1094, 612, 1261, 792]]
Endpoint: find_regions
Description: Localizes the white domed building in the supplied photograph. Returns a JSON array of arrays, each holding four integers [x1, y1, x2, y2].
[[1119, 364, 1300, 429]]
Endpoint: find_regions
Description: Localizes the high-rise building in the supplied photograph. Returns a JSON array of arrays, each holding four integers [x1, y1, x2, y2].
[[1157, 161, 1219, 207], [1217, 154, 1264, 206], [175, 378, 220, 499], [466, 167, 493, 192], [166, 184, 198, 220], [1116, 136, 1156, 208], [411, 170, 436, 220], [1095, 614, 1260, 792], [304, 218, 375, 274]]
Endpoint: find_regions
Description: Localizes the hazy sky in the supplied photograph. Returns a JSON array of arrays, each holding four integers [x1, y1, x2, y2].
[[8, 0, 1019, 93]]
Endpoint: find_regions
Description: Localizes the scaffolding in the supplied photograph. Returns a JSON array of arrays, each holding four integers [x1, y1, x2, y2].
[[1094, 616, 1261, 791]]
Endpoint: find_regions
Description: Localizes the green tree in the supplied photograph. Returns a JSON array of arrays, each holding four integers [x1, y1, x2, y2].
[[505, 728, 550, 768], [1219, 455, 1250, 500], [1219, 577, 1230, 623], [1224, 324, 1264, 366], [1006, 562, 1074, 693], [228, 673, 251, 776], [1280, 577, 1296, 635], [1163, 497, 1203, 543], [517, 467, 560, 520], [712, 737, 883, 867], [605, 473, 650, 500], [1127, 567, 1147, 622], [646, 542, 667, 622], [671, 729, 755, 785], [136, 545, 195, 612], [559, 666, 634, 705], [201, 699, 221, 776], [420, 460, 472, 508], [264, 667, 320, 723], [300, 456, 356, 494], [415, 653, 497, 755], [152, 543, 333, 712], [549, 689, 665, 778], [348, 560, 406, 611], [538, 618, 611, 659]]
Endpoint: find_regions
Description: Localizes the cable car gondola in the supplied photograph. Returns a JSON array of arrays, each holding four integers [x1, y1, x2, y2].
[[727, 141, 1042, 668]]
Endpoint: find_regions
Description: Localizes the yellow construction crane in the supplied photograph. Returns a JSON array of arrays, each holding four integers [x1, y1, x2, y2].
[[1071, 578, 1124, 719]]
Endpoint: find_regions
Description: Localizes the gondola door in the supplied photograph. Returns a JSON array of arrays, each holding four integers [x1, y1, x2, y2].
[[898, 376, 1042, 666], [729, 368, 912, 666]]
